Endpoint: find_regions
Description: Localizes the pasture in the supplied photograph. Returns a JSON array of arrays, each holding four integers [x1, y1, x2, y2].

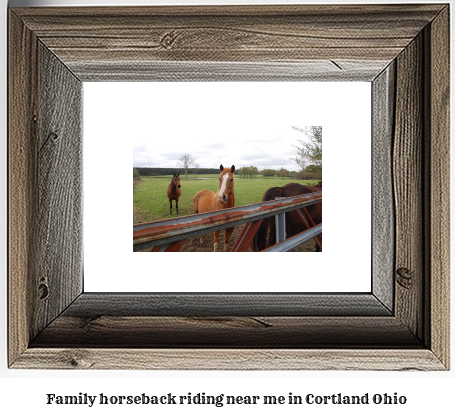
[[133, 175, 320, 224]]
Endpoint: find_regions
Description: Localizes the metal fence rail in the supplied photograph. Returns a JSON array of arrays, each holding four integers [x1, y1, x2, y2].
[[133, 191, 322, 252], [263, 223, 322, 252]]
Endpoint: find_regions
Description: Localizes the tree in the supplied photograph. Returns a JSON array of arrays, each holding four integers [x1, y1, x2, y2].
[[178, 153, 194, 180], [278, 168, 289, 178], [305, 164, 322, 174], [249, 166, 258, 179], [297, 164, 322, 180], [262, 169, 276, 177], [290, 126, 322, 173], [193, 162, 199, 179]]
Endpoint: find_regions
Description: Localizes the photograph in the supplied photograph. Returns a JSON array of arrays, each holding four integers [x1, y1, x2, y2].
[[130, 83, 323, 253]]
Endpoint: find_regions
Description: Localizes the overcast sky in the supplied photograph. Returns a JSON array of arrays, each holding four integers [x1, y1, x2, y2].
[[85, 82, 369, 172]]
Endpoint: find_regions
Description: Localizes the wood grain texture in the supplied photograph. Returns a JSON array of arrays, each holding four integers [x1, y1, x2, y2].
[[71, 60, 387, 82], [393, 34, 424, 340], [32, 316, 420, 348], [8, 4, 450, 370], [372, 63, 395, 312], [11, 5, 444, 81], [8, 14, 84, 365], [13, 349, 445, 371], [8, 11, 38, 366], [45, 293, 392, 317], [425, 6, 450, 368], [31, 43, 84, 339]]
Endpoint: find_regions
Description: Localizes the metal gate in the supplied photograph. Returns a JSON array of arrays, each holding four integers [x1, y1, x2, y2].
[[133, 191, 322, 252]]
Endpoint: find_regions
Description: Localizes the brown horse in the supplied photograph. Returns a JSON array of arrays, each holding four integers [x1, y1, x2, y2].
[[167, 173, 181, 215], [252, 182, 322, 252], [193, 164, 236, 252]]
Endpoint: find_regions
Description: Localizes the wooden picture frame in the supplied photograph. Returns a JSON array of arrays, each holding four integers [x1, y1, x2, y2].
[[9, 4, 449, 370]]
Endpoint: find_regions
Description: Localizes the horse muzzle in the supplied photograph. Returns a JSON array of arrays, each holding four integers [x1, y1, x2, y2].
[[177, 185, 181, 188], [218, 194, 227, 204]]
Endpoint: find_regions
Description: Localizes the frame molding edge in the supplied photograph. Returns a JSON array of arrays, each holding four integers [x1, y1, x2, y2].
[[8, 4, 450, 370]]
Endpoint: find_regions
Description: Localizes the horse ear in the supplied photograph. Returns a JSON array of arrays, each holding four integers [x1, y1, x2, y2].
[[219, 164, 224, 172], [231, 165, 235, 173], [177, 173, 179, 177]]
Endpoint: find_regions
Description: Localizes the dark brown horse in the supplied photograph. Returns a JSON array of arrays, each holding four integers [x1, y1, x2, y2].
[[193, 164, 236, 252], [167, 173, 181, 215], [252, 182, 322, 252]]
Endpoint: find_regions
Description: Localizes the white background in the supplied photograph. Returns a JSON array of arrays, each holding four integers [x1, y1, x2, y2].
[[84, 82, 371, 292], [1, 0, 454, 414]]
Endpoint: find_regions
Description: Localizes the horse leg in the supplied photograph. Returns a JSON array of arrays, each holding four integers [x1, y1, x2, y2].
[[224, 227, 234, 252], [169, 200, 172, 215], [213, 230, 220, 252], [176, 199, 179, 215]]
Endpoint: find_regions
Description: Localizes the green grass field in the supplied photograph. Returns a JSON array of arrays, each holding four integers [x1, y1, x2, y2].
[[133, 175, 320, 224]]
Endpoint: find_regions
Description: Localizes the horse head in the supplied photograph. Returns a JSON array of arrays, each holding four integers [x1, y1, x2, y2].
[[217, 164, 235, 204], [173, 173, 181, 188]]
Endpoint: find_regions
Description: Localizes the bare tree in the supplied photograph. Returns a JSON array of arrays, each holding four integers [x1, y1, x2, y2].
[[178, 153, 194, 181], [193, 162, 199, 179]]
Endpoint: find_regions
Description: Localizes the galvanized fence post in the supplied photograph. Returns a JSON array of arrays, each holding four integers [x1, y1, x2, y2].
[[275, 197, 286, 243]]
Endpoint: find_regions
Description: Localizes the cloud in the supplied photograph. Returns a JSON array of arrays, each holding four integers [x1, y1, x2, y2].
[[133, 131, 303, 170]]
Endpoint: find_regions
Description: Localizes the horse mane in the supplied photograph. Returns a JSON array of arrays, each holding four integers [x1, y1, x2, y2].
[[261, 186, 284, 202]]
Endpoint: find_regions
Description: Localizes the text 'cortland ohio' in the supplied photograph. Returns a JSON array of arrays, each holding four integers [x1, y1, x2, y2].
[[46, 392, 407, 407]]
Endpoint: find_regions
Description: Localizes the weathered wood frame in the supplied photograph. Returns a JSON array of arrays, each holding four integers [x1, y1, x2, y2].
[[8, 5, 449, 370]]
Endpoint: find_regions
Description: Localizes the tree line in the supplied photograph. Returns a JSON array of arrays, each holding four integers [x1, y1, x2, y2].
[[135, 167, 220, 176], [134, 166, 320, 180], [236, 167, 320, 180]]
